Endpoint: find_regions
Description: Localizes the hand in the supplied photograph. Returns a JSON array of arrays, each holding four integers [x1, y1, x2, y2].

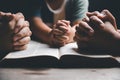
[[86, 15, 118, 50], [74, 20, 94, 49], [0, 12, 32, 52], [75, 10, 120, 51], [49, 20, 75, 47], [12, 13, 32, 50], [86, 10, 117, 30], [51, 20, 75, 47], [0, 12, 13, 52], [49, 27, 69, 47]]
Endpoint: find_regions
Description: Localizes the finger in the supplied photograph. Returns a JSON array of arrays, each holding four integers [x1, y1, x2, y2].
[[15, 20, 29, 34], [0, 12, 6, 19], [52, 29, 64, 36], [13, 45, 28, 51], [8, 13, 24, 30], [101, 9, 117, 30], [24, 21, 30, 27], [87, 11, 104, 19], [87, 11, 100, 17], [82, 17, 90, 22], [13, 12, 25, 32], [14, 18, 25, 33], [3, 12, 14, 21], [60, 20, 70, 26], [117, 29, 120, 33], [13, 27, 31, 41], [75, 32, 91, 42], [58, 25, 68, 33], [90, 16, 104, 29], [54, 35, 69, 42], [15, 12, 24, 20], [56, 20, 68, 27], [51, 37, 66, 47], [52, 39, 65, 47], [0, 12, 13, 22], [8, 14, 16, 30], [77, 21, 94, 36], [13, 36, 30, 46]]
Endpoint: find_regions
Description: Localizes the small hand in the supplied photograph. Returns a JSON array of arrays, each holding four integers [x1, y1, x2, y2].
[[49, 28, 69, 47], [55, 20, 75, 44]]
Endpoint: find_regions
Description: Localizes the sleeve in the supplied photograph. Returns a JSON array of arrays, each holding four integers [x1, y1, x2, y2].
[[71, 0, 89, 23]]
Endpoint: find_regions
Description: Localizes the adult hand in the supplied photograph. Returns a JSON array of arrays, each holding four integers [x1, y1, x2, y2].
[[0, 12, 32, 52], [12, 13, 32, 50], [75, 10, 119, 51]]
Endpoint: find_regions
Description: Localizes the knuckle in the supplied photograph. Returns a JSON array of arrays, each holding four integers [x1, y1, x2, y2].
[[94, 11, 99, 15], [29, 31, 32, 36], [23, 37, 31, 44], [112, 17, 116, 21], [16, 12, 24, 17], [17, 33, 23, 37], [18, 45, 27, 50], [25, 21, 30, 27]]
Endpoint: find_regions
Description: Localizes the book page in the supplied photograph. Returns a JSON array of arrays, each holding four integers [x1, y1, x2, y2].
[[59, 42, 120, 63], [4, 40, 59, 59]]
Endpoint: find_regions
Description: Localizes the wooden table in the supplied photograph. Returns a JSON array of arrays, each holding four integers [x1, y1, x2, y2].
[[0, 68, 120, 80]]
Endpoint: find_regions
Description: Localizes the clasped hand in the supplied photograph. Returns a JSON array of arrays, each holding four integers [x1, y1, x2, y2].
[[50, 20, 75, 47], [0, 12, 32, 52]]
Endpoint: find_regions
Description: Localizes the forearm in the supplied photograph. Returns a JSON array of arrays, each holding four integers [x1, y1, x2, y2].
[[103, 31, 120, 56], [112, 32, 120, 50], [30, 17, 52, 44], [32, 29, 52, 44]]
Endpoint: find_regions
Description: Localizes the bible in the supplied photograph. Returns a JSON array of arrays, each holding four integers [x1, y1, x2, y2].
[[0, 40, 120, 68]]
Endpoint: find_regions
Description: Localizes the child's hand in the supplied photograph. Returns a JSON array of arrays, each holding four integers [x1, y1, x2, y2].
[[54, 20, 75, 44], [50, 20, 75, 47], [49, 24, 69, 47]]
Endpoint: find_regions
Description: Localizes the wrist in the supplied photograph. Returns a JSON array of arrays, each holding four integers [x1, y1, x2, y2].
[[113, 31, 120, 41], [111, 31, 120, 51], [67, 27, 75, 43], [48, 29, 54, 45]]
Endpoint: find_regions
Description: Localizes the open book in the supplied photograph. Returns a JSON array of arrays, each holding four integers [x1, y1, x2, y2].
[[0, 40, 120, 68]]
